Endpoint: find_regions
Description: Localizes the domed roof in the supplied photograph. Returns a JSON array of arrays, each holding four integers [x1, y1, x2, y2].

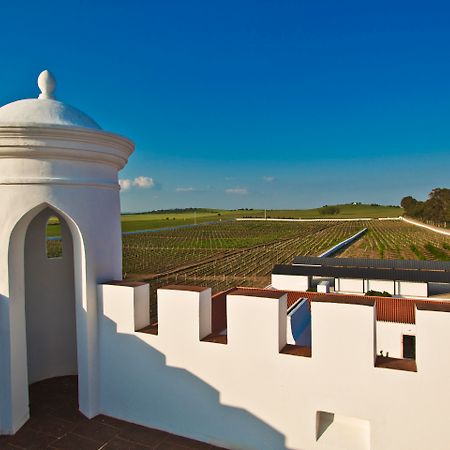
[[0, 70, 101, 130]]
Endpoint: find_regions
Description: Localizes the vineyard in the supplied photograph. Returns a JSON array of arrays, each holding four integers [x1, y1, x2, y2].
[[121, 219, 450, 316], [123, 220, 365, 315], [338, 221, 450, 260], [47, 218, 450, 317]]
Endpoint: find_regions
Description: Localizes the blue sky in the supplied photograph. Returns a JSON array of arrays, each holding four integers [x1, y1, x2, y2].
[[1, 1, 449, 212]]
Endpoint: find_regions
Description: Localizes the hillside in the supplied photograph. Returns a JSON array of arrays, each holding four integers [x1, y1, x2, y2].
[[120, 204, 402, 233]]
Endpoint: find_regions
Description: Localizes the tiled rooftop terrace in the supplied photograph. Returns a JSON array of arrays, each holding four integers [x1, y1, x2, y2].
[[0, 376, 227, 450]]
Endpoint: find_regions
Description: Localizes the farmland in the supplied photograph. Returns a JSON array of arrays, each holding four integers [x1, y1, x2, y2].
[[121, 218, 450, 316], [123, 220, 363, 276], [44, 215, 450, 318], [120, 203, 402, 233], [44, 204, 403, 238], [338, 220, 450, 260]]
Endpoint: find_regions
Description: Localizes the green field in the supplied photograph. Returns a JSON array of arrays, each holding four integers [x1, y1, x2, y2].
[[45, 204, 403, 237], [121, 210, 236, 232], [259, 204, 402, 219], [121, 204, 402, 233]]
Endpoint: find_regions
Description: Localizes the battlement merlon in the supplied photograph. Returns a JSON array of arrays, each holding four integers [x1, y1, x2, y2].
[[227, 290, 287, 354], [158, 285, 212, 341], [416, 302, 450, 375], [98, 281, 150, 333], [311, 297, 376, 368]]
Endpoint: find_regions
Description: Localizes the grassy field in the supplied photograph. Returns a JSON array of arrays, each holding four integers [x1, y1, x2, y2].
[[249, 204, 402, 219], [120, 204, 402, 233], [45, 204, 403, 237]]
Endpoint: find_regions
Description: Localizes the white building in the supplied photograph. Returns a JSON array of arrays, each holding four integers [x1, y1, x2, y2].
[[273, 255, 450, 298], [2, 71, 450, 450]]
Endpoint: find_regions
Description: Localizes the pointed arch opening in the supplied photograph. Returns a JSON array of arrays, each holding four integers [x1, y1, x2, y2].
[[25, 207, 77, 383], [3, 202, 92, 434]]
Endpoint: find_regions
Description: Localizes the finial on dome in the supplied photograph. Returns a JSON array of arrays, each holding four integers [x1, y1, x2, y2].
[[37, 70, 56, 100]]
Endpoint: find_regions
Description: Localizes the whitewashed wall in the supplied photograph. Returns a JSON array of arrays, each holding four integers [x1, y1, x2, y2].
[[366, 279, 395, 295], [396, 281, 428, 297], [335, 278, 364, 293], [272, 274, 310, 291], [97, 285, 450, 450]]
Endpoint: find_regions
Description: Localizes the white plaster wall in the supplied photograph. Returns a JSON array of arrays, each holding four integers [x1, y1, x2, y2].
[[335, 278, 364, 293], [376, 322, 415, 359], [366, 279, 395, 295], [271, 274, 309, 291], [396, 281, 428, 297], [25, 209, 77, 384], [97, 286, 450, 450]]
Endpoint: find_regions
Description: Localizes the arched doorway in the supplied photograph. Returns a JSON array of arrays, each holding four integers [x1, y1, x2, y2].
[[24, 208, 77, 384], [2, 203, 97, 434]]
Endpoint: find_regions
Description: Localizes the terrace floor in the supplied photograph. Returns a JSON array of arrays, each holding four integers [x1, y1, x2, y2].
[[0, 376, 227, 450]]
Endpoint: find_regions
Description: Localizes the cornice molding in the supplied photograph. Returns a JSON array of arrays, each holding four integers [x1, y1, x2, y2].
[[0, 177, 120, 190], [0, 125, 135, 169]]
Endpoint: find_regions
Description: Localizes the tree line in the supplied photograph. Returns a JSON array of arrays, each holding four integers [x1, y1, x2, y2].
[[401, 188, 450, 227]]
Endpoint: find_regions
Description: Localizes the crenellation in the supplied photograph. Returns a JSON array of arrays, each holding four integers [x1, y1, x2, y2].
[[94, 282, 450, 449]]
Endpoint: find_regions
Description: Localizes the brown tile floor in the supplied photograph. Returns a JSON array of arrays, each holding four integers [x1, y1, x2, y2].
[[0, 376, 227, 450]]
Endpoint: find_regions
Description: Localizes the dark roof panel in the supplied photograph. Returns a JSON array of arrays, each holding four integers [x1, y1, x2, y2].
[[292, 256, 450, 272], [273, 264, 450, 283]]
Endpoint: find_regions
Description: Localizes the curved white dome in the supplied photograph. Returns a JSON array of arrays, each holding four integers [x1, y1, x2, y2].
[[0, 98, 101, 130], [0, 70, 101, 130]]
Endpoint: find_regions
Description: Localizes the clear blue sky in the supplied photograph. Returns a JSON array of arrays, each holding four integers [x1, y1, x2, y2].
[[1, 1, 449, 212]]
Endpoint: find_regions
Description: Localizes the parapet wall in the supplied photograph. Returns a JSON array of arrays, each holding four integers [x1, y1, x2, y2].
[[97, 282, 450, 450]]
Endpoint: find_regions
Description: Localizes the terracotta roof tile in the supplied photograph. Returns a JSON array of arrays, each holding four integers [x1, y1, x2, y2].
[[416, 302, 450, 313], [161, 285, 209, 292], [311, 296, 375, 307], [105, 280, 147, 287], [228, 289, 287, 299]]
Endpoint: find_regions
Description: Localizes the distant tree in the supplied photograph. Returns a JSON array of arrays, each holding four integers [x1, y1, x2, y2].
[[400, 196, 417, 211], [425, 188, 450, 224], [401, 188, 449, 226]]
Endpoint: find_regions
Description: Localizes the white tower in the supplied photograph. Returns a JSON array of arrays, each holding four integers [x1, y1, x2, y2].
[[0, 70, 134, 433]]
